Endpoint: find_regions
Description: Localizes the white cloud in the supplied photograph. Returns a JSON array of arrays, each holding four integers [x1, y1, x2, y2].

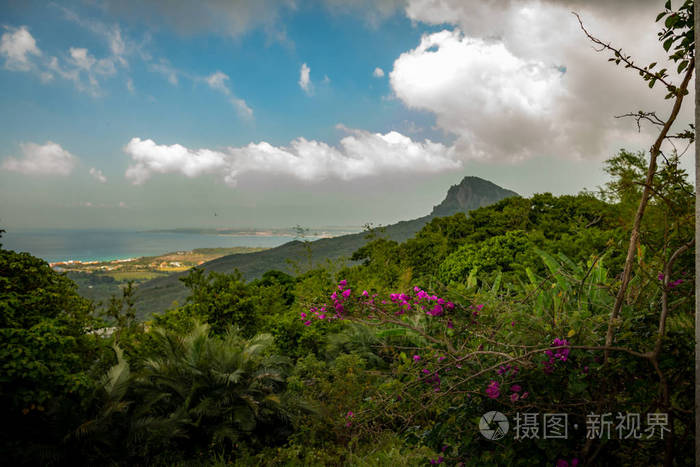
[[230, 97, 254, 119], [205, 71, 230, 94], [89, 167, 107, 183], [1, 142, 77, 176], [299, 63, 312, 94], [0, 22, 120, 96], [69, 47, 95, 70], [126, 77, 135, 93], [124, 128, 460, 186], [373, 67, 385, 77], [124, 138, 228, 184], [391, 29, 566, 161], [0, 26, 41, 71], [396, 0, 690, 162], [204, 71, 254, 119]]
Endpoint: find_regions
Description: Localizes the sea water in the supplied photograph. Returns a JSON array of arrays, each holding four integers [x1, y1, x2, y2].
[[1, 229, 320, 263]]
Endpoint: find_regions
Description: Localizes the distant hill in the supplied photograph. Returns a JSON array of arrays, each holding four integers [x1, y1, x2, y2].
[[132, 176, 519, 318]]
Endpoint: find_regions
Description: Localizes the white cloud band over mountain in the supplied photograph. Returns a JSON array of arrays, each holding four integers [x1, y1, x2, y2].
[[123, 128, 461, 186]]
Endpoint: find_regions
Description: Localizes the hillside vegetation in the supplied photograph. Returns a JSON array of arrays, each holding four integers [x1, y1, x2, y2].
[[0, 3, 695, 465], [131, 176, 518, 319]]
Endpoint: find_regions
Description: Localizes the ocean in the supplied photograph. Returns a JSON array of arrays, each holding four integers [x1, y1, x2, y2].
[[1, 229, 320, 263]]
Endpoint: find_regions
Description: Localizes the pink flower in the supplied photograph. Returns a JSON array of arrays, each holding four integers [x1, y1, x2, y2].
[[339, 279, 347, 287], [362, 290, 369, 297], [413, 355, 421, 362], [485, 380, 500, 399], [510, 384, 522, 393], [510, 393, 519, 402], [304, 321, 311, 326], [300, 312, 307, 318], [342, 289, 351, 298], [346, 411, 354, 418]]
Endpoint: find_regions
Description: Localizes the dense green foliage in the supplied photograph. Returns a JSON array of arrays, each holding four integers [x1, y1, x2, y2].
[[0, 4, 696, 465]]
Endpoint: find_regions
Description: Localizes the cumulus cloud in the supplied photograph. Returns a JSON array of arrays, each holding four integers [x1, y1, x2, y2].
[[0, 26, 41, 71], [391, 29, 567, 161], [1, 142, 77, 176], [299, 63, 312, 95], [123, 128, 460, 185], [373, 67, 385, 78], [393, 0, 692, 163], [89, 167, 107, 183], [124, 138, 228, 184]]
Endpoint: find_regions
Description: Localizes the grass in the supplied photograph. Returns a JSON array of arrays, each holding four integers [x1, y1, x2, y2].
[[106, 271, 167, 281]]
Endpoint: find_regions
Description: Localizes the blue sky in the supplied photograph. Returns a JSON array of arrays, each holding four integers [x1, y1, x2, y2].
[[0, 0, 693, 229]]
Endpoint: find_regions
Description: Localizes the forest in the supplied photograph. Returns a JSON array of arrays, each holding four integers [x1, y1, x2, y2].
[[0, 1, 696, 465]]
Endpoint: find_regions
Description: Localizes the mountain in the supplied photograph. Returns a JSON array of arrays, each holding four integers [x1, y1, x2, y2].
[[132, 176, 519, 318], [430, 176, 519, 217]]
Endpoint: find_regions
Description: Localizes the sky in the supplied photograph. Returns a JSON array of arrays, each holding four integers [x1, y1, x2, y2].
[[0, 0, 694, 230]]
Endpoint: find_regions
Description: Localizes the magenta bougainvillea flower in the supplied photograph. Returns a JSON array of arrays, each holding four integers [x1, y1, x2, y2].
[[485, 380, 500, 399]]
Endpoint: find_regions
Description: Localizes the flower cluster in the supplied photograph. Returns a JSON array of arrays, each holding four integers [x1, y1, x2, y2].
[[302, 280, 457, 325], [543, 338, 571, 374], [345, 410, 354, 427], [509, 384, 528, 402], [485, 380, 500, 399], [496, 363, 519, 377], [556, 458, 579, 467], [421, 368, 442, 392]]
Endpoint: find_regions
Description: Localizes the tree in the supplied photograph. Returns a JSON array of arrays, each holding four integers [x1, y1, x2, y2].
[[574, 1, 695, 357], [0, 247, 102, 463]]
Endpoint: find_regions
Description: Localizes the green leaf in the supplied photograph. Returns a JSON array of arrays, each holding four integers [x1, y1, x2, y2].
[[664, 0, 671, 10], [656, 12, 666, 22], [665, 14, 679, 28], [663, 37, 674, 51], [677, 60, 688, 73]]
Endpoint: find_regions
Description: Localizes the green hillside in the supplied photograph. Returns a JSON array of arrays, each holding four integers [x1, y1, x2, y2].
[[132, 176, 519, 318]]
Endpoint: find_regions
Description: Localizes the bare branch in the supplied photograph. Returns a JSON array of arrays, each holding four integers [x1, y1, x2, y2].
[[573, 12, 675, 90]]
